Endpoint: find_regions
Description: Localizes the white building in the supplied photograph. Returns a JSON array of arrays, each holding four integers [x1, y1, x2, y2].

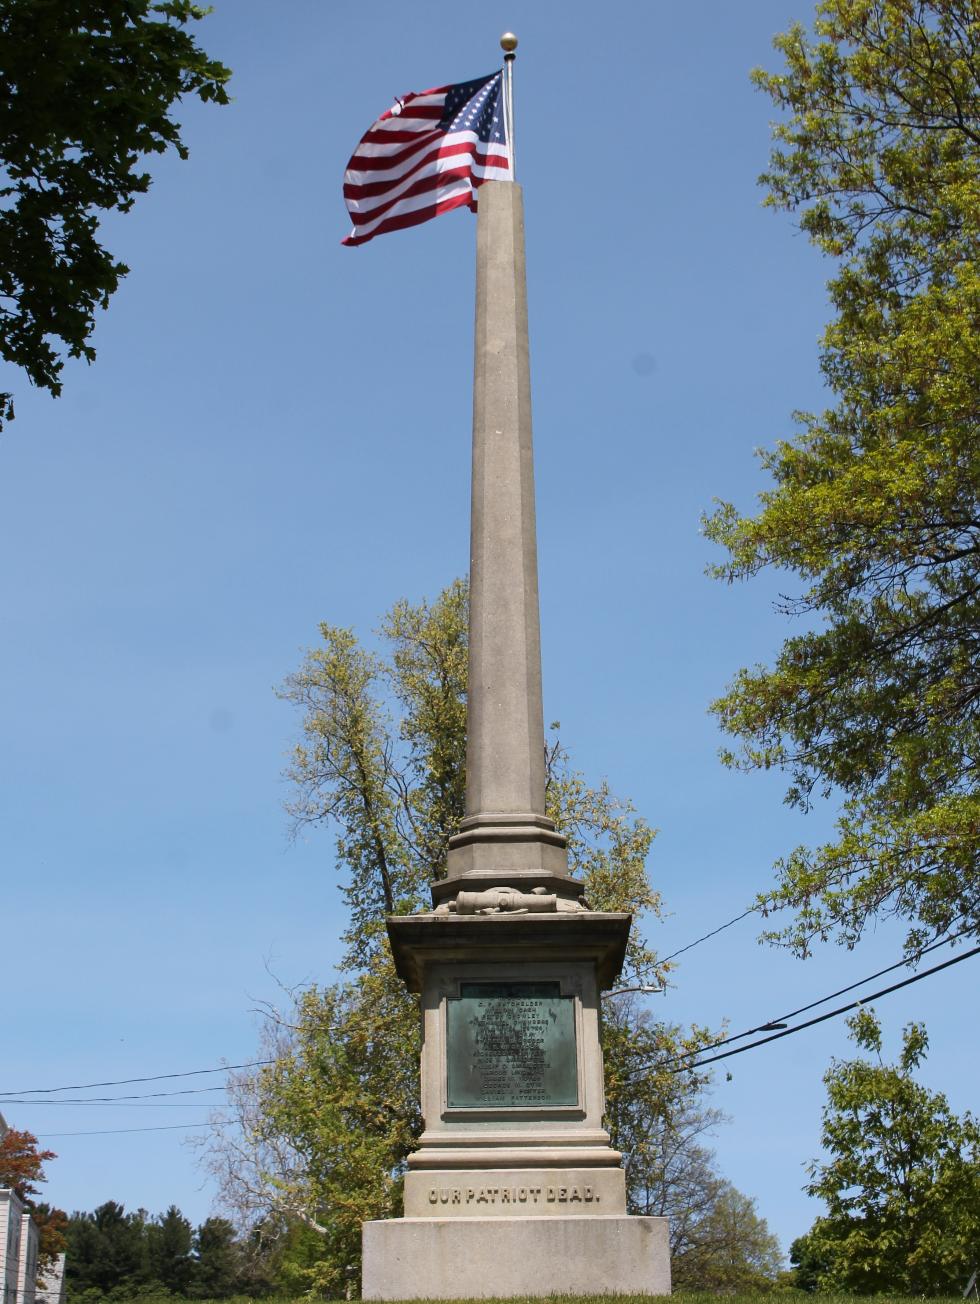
[[0, 1115, 62, 1304], [35, 1256, 65, 1304], [0, 1188, 25, 1304]]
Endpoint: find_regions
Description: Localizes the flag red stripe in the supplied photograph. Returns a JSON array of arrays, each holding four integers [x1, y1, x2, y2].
[[345, 137, 509, 204], [376, 85, 451, 121], [345, 154, 507, 225], [371, 104, 445, 130], [340, 72, 508, 247], [360, 126, 444, 147], [345, 130, 449, 174], [342, 189, 475, 247]]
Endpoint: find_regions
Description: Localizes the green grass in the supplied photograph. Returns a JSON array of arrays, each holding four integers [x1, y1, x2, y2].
[[83, 1295, 967, 1304], [352, 1297, 965, 1304], [71, 1296, 969, 1304]]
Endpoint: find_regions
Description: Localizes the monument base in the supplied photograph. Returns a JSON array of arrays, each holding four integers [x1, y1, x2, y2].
[[403, 1166, 626, 1216], [361, 1215, 671, 1300]]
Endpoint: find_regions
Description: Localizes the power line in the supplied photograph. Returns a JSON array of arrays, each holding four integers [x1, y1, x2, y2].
[[0, 1085, 228, 1105], [33, 1120, 234, 1139], [649, 925, 975, 1067], [659, 907, 756, 964], [8, 921, 974, 1110], [765, 925, 974, 1026], [0, 1100, 228, 1109], [0, 905, 774, 1101], [0, 1060, 274, 1097], [645, 942, 980, 1079]]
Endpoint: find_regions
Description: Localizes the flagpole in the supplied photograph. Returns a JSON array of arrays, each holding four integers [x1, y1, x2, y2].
[[501, 31, 517, 180]]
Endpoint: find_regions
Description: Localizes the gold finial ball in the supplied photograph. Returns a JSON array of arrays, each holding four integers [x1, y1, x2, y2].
[[500, 32, 518, 53]]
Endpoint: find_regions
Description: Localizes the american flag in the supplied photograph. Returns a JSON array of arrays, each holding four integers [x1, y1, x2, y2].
[[341, 72, 511, 247]]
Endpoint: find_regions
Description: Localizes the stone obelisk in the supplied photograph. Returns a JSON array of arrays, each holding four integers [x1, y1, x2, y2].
[[361, 38, 670, 1300], [435, 172, 575, 900]]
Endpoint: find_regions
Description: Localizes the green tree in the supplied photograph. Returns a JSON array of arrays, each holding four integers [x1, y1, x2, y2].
[[0, 1, 230, 427], [191, 1216, 240, 1298], [207, 962, 421, 1297], [672, 1182, 784, 1291], [789, 1229, 834, 1292], [146, 1204, 193, 1294], [203, 580, 727, 1296], [65, 1201, 147, 1296], [604, 1000, 783, 1289], [705, 0, 980, 957], [799, 1008, 980, 1294], [602, 999, 721, 1232]]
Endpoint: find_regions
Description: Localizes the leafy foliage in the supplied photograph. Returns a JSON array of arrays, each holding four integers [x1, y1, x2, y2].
[[65, 1202, 259, 1301], [671, 1183, 784, 1292], [0, 1127, 68, 1268], [0, 1125, 55, 1201], [0, 0, 230, 426], [603, 1000, 783, 1290], [280, 580, 663, 979], [795, 1008, 980, 1294], [206, 962, 422, 1299], [705, 0, 980, 957], [280, 582, 467, 966]]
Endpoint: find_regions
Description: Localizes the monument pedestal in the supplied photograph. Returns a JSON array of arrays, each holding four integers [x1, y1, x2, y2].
[[362, 1215, 671, 1300], [360, 913, 671, 1299]]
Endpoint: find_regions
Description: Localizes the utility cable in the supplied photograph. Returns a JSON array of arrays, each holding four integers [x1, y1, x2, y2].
[[763, 924, 973, 1027], [0, 1085, 228, 1105], [33, 1120, 234, 1139], [0, 1101, 232, 1108], [658, 907, 757, 964], [648, 924, 975, 1068], [0, 1060, 274, 1097], [635, 942, 980, 1080]]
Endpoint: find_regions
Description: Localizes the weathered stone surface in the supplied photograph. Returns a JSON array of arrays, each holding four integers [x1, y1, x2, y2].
[[403, 1166, 626, 1217], [444, 180, 568, 891], [387, 912, 631, 993], [361, 1215, 671, 1299], [407, 957, 617, 1176]]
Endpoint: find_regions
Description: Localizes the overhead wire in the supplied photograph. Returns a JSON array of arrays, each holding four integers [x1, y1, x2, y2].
[[26, 944, 978, 1131], [0, 1099, 229, 1108], [6, 915, 975, 1112], [0, 1086, 229, 1106], [0, 905, 778, 1100], [0, 1059, 275, 1097], [658, 907, 757, 964], [634, 923, 976, 1068], [29, 944, 978, 1133], [633, 941, 980, 1080], [33, 1120, 235, 1139]]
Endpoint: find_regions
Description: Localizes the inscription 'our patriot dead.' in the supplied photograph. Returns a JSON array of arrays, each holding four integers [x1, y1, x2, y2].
[[427, 1184, 599, 1207]]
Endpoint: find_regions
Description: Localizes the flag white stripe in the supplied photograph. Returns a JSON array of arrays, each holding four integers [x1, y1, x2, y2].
[[345, 130, 443, 164], [362, 91, 448, 132], [350, 178, 474, 240], [341, 72, 507, 247], [346, 129, 505, 195], [348, 156, 511, 225], [346, 158, 509, 241]]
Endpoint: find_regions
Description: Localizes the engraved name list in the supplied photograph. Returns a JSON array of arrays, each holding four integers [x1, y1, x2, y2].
[[446, 981, 578, 1109]]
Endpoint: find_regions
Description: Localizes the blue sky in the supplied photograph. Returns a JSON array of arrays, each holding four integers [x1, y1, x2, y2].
[[2, 0, 976, 1261]]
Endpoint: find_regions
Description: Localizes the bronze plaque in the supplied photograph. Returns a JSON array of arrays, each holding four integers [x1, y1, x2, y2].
[[446, 981, 578, 1109]]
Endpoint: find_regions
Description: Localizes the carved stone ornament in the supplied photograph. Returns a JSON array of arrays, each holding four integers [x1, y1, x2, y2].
[[433, 885, 589, 915]]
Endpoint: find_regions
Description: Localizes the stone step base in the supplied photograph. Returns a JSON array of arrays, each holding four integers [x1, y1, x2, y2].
[[362, 1215, 671, 1300], [403, 1166, 626, 1217]]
